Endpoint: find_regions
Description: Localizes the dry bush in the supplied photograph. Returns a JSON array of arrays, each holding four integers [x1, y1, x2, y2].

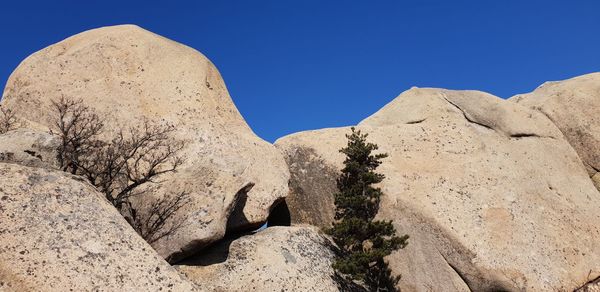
[[0, 105, 19, 134], [51, 96, 104, 173], [128, 190, 190, 244], [51, 96, 190, 243]]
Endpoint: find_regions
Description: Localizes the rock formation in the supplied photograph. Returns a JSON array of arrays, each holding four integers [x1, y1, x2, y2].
[[276, 87, 600, 291], [0, 129, 60, 169], [2, 23, 600, 292], [0, 24, 290, 262], [0, 163, 199, 291], [511, 73, 600, 191], [176, 226, 340, 292]]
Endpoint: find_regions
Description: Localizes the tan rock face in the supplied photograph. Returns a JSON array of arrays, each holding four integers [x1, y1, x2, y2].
[[0, 129, 60, 169], [0, 24, 290, 261], [279, 146, 337, 229], [0, 163, 199, 291], [511, 72, 600, 191], [176, 226, 340, 292], [275, 87, 600, 291]]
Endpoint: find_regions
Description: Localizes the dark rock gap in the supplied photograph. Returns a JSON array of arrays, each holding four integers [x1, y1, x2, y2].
[[175, 190, 292, 266], [266, 199, 291, 227], [509, 133, 538, 138], [509, 133, 556, 139], [175, 228, 254, 267]]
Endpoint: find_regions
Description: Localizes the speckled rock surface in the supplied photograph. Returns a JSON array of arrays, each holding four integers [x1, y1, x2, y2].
[[278, 147, 337, 229], [275, 87, 600, 291], [0, 163, 200, 291], [176, 226, 340, 292], [511, 72, 600, 191], [0, 24, 290, 262], [0, 128, 60, 170]]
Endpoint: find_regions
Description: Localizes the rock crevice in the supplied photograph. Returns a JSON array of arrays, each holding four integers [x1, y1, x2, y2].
[[441, 95, 495, 131]]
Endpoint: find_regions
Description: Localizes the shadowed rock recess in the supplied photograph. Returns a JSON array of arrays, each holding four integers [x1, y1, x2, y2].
[[1, 24, 600, 292]]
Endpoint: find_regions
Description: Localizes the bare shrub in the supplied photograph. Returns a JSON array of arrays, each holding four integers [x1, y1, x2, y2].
[[51, 96, 104, 173], [0, 105, 20, 134], [51, 97, 189, 243], [128, 190, 191, 244]]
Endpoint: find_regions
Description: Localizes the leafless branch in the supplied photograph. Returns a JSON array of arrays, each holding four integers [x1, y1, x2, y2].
[[51, 96, 104, 174], [126, 191, 191, 244], [0, 105, 20, 134]]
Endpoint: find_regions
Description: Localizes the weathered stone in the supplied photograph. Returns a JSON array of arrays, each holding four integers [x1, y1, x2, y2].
[[277, 146, 337, 229], [176, 226, 340, 292], [0, 163, 199, 291], [0, 128, 60, 169], [0, 24, 290, 261], [275, 87, 600, 291], [511, 72, 600, 191]]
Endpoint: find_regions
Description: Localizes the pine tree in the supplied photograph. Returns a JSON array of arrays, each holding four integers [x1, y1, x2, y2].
[[328, 127, 409, 292]]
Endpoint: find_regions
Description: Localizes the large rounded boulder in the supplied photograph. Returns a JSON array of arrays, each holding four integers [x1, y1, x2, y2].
[[0, 163, 199, 291], [275, 87, 600, 291], [511, 72, 600, 190], [0, 25, 290, 261], [176, 226, 340, 292]]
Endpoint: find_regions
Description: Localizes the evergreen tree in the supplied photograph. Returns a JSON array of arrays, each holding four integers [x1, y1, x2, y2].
[[328, 127, 409, 292]]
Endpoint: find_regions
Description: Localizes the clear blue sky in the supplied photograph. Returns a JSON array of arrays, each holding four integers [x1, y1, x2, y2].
[[1, 1, 599, 142]]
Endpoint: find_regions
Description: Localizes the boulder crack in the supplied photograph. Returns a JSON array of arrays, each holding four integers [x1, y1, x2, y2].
[[508, 133, 555, 140], [441, 95, 494, 131], [439, 250, 473, 292], [586, 162, 600, 174], [406, 118, 427, 125]]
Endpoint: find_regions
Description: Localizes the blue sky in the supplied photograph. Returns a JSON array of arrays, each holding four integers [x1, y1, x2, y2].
[[1, 1, 599, 142]]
